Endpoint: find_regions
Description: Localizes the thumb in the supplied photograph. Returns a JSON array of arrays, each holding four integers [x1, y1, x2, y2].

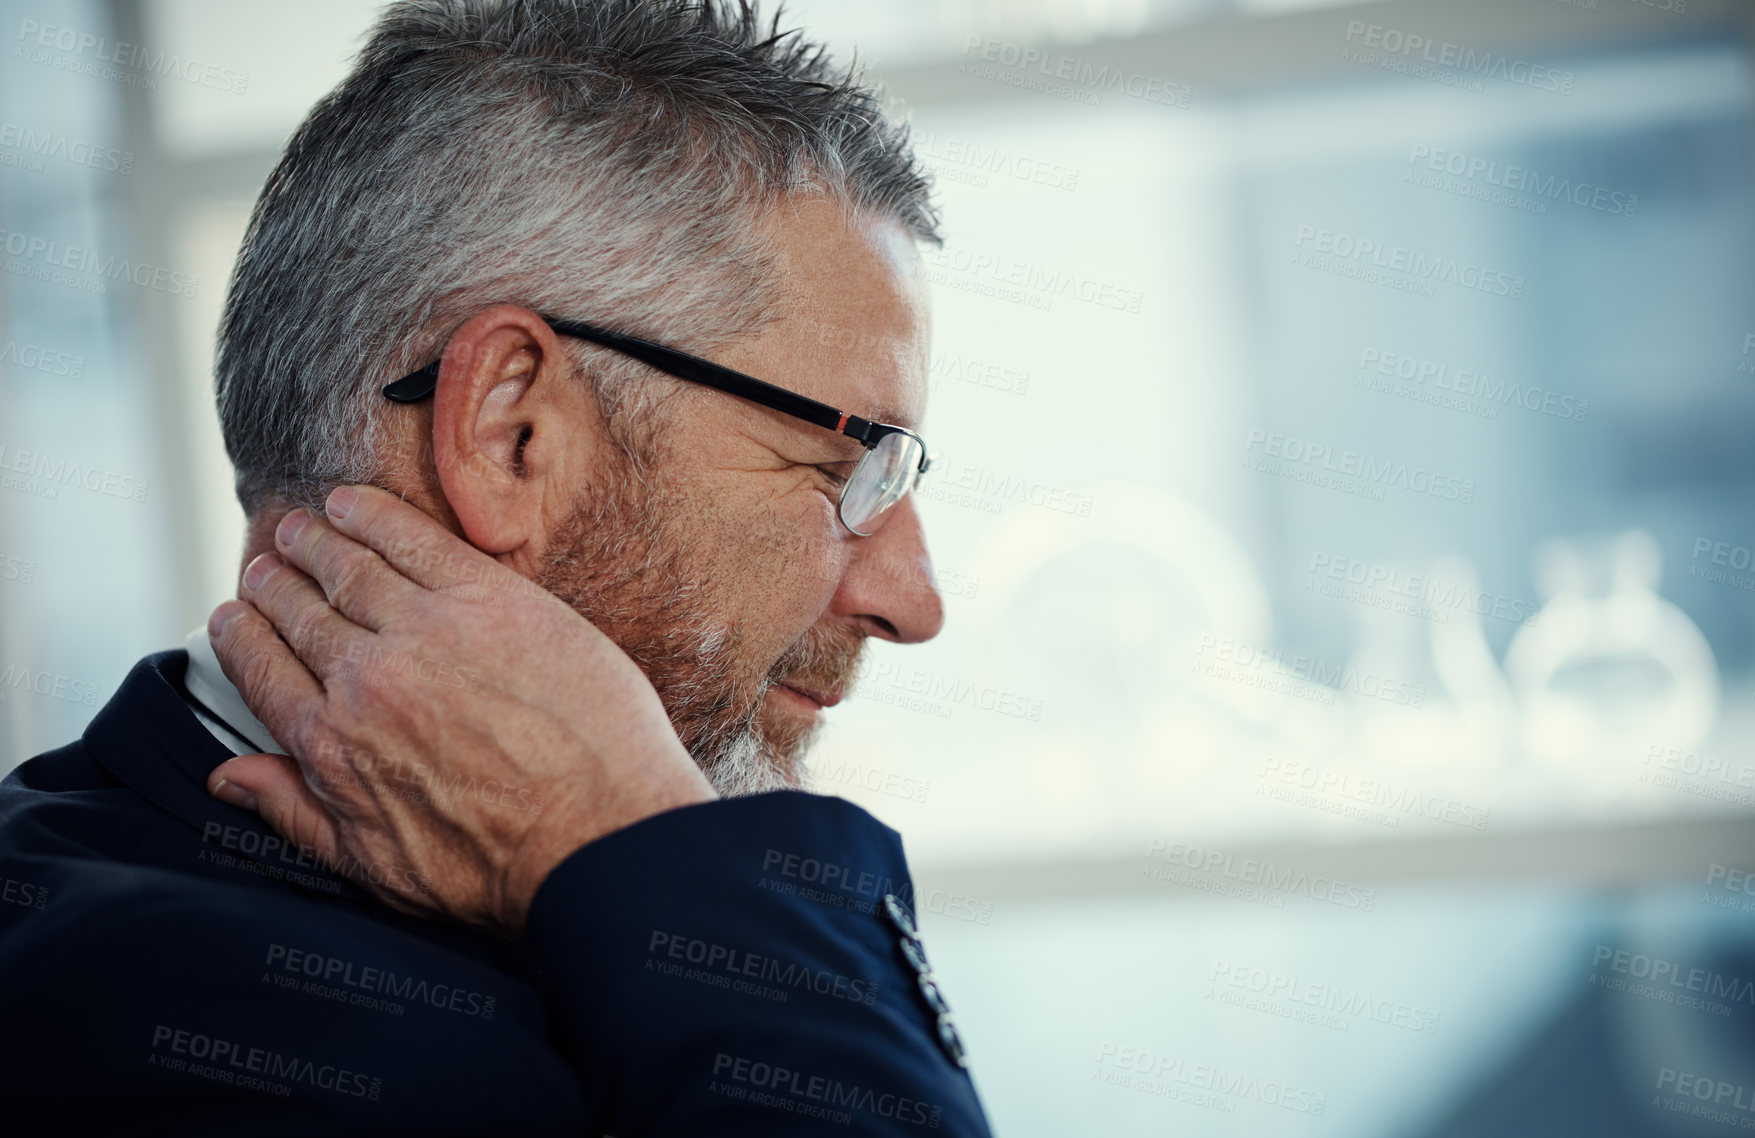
[[207, 753, 343, 867]]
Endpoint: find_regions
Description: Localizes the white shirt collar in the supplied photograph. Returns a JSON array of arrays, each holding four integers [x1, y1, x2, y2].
[[181, 626, 284, 756]]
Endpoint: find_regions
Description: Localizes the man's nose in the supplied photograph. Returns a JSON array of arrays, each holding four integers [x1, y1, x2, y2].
[[833, 495, 944, 644]]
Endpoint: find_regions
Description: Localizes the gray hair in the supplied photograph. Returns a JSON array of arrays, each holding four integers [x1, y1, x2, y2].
[[216, 0, 942, 516]]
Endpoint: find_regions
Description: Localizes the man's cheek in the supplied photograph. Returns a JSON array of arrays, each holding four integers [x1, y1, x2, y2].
[[756, 523, 840, 604]]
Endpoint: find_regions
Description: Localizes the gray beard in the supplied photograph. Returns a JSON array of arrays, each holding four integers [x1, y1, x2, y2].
[[638, 606, 808, 797], [530, 458, 838, 796]]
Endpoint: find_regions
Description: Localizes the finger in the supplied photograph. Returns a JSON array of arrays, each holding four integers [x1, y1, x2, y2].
[[239, 552, 372, 682], [272, 506, 419, 633], [209, 600, 326, 753], [207, 751, 430, 915], [324, 484, 529, 599], [205, 752, 344, 869]]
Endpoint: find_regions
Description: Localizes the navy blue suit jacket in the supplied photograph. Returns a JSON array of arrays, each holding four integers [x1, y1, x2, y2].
[[0, 651, 992, 1136]]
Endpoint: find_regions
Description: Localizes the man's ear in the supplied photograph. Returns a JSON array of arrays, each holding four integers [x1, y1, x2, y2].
[[428, 304, 599, 557]]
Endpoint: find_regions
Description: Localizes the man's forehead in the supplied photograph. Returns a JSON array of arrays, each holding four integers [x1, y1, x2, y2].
[[762, 201, 932, 432], [779, 315, 926, 435]]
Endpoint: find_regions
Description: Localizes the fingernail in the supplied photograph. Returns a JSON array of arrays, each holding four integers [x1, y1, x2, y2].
[[211, 778, 259, 813], [276, 508, 311, 547], [242, 551, 284, 592], [208, 602, 243, 640], [327, 485, 357, 520]]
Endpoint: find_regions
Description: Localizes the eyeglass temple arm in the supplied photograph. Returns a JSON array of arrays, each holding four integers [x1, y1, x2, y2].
[[382, 317, 887, 448]]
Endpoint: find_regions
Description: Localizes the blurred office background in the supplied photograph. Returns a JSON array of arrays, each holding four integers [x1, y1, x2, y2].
[[3, 0, 1754, 1133]]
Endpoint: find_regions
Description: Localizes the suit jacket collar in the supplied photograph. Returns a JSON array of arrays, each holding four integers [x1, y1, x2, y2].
[[80, 650, 362, 900], [71, 649, 541, 982]]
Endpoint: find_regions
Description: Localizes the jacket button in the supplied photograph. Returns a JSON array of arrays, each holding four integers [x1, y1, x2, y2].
[[899, 935, 930, 975], [883, 892, 919, 939], [937, 1013, 969, 1068], [918, 972, 952, 1016]]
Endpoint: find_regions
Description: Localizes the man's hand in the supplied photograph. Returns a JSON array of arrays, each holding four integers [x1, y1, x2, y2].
[[203, 484, 717, 932]]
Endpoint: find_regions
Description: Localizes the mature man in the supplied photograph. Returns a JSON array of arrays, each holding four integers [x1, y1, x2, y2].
[[0, 1, 992, 1134]]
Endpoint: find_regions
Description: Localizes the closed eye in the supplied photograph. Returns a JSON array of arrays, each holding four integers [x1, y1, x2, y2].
[[812, 461, 858, 488]]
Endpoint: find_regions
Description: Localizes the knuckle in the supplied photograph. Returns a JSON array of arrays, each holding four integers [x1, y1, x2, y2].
[[217, 605, 263, 660], [304, 735, 343, 783], [286, 604, 330, 660], [332, 668, 380, 717], [288, 701, 329, 758], [398, 534, 443, 578], [326, 551, 375, 611], [347, 485, 386, 526], [239, 647, 277, 702], [251, 560, 292, 610], [279, 798, 314, 849]]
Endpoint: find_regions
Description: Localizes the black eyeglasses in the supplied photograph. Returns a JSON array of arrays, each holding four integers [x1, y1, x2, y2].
[[383, 315, 933, 537]]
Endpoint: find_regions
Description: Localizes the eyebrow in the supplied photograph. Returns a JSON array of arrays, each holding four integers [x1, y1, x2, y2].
[[866, 404, 918, 432]]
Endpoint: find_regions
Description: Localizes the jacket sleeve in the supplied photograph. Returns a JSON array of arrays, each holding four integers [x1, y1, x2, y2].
[[522, 789, 994, 1137]]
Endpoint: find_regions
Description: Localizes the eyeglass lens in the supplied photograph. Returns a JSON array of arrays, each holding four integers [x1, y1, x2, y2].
[[840, 431, 925, 536]]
